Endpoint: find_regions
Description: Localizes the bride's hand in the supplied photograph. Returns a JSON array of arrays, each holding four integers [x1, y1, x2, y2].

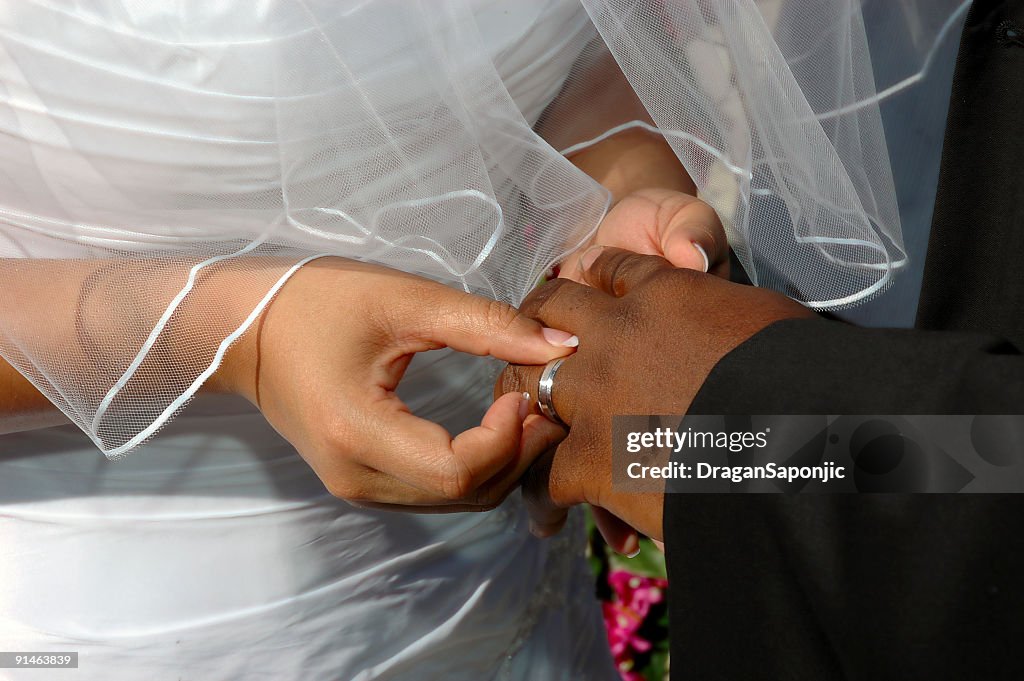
[[216, 257, 574, 512], [559, 188, 729, 283]]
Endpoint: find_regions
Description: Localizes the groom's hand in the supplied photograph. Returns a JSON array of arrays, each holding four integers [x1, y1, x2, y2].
[[499, 248, 815, 540]]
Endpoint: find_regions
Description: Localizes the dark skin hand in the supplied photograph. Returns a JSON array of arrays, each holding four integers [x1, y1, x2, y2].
[[498, 247, 816, 542]]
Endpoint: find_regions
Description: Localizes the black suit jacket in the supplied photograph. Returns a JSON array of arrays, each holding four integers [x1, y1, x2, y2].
[[665, 2, 1024, 679]]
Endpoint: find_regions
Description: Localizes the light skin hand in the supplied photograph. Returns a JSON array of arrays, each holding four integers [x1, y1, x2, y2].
[[0, 257, 573, 513], [561, 127, 728, 280], [215, 257, 575, 512], [559, 187, 730, 282]]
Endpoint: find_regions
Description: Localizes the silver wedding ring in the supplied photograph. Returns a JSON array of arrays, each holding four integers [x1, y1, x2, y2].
[[537, 358, 566, 425]]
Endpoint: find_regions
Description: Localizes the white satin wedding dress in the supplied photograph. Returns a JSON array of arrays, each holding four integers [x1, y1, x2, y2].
[[0, 1, 616, 679]]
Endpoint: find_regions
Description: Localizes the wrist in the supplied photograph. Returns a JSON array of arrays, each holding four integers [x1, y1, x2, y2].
[[568, 127, 696, 203], [208, 318, 259, 402], [199, 258, 306, 404]]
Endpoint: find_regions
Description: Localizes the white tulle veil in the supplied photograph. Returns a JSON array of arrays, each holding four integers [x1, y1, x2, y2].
[[0, 0, 970, 455]]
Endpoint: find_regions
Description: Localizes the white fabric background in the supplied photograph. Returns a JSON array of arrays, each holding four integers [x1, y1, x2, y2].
[[0, 2, 616, 679]]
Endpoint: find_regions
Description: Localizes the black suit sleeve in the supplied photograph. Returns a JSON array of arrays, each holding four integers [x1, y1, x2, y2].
[[663, 2, 1024, 678], [689, 317, 1024, 414], [663, 318, 1024, 681]]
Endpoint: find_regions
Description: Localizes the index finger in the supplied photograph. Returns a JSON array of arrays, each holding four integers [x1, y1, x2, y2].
[[392, 284, 580, 366]]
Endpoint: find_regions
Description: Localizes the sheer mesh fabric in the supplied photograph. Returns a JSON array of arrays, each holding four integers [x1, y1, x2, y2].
[[0, 0, 969, 455]]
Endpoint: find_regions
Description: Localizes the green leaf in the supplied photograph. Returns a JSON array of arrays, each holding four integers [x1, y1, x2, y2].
[[608, 538, 666, 578]]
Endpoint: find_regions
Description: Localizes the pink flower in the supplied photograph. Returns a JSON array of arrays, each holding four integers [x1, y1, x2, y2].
[[602, 570, 669, 680], [609, 638, 645, 681], [619, 667, 645, 681], [609, 570, 667, 620], [603, 602, 643, 657]]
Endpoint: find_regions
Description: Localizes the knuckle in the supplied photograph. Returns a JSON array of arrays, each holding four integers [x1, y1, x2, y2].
[[499, 363, 527, 395], [482, 298, 520, 332], [547, 485, 574, 509], [439, 458, 476, 502], [537, 279, 596, 330], [545, 475, 575, 509], [313, 425, 367, 501], [323, 477, 361, 501], [518, 284, 550, 318], [606, 252, 664, 297], [374, 288, 423, 335], [521, 278, 570, 320], [596, 251, 632, 296]]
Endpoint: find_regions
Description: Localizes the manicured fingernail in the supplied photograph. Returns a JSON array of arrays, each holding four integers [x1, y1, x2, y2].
[[519, 392, 530, 421], [542, 327, 579, 347], [578, 244, 606, 272], [622, 534, 641, 558], [693, 242, 710, 273]]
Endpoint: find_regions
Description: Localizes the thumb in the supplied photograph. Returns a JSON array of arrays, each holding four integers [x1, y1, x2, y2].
[[397, 286, 579, 365], [657, 194, 728, 275]]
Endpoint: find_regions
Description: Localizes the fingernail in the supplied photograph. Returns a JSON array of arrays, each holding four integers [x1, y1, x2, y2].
[[542, 327, 579, 348], [519, 392, 530, 421], [622, 534, 641, 558], [693, 242, 710, 273], [578, 244, 606, 272]]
